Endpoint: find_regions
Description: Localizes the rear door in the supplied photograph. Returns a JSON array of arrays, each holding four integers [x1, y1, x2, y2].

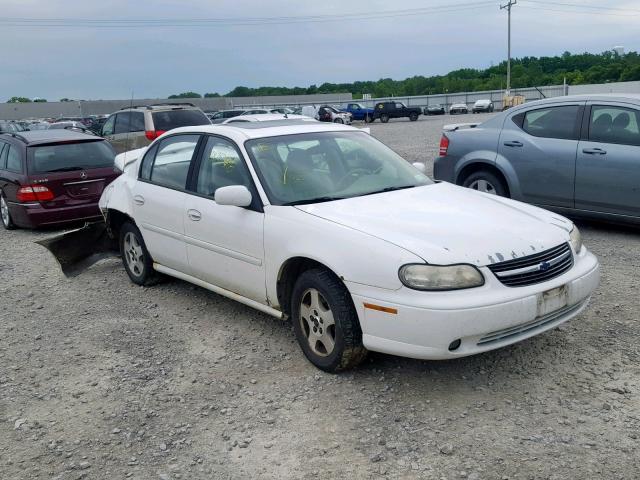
[[575, 103, 640, 217], [132, 134, 201, 273], [26, 140, 117, 208], [184, 135, 266, 302], [498, 103, 583, 208]]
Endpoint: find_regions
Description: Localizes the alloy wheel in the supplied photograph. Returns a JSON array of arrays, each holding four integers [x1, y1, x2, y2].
[[299, 288, 336, 357], [1, 196, 10, 227], [469, 179, 497, 195], [123, 231, 145, 277]]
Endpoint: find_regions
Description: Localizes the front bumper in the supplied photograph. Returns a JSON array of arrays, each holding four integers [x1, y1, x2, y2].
[[349, 249, 599, 360]]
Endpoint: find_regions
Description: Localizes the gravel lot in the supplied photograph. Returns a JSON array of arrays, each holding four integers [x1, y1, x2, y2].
[[2, 114, 639, 480]]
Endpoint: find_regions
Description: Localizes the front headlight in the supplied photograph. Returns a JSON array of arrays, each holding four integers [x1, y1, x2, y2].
[[570, 225, 582, 254], [399, 264, 485, 291]]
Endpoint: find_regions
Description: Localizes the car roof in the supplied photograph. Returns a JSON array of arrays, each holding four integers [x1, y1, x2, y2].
[[116, 103, 200, 112], [223, 114, 312, 124], [511, 93, 640, 112], [0, 129, 104, 146], [164, 120, 364, 141]]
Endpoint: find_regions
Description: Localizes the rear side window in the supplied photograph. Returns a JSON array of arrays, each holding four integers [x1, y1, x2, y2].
[[0, 143, 7, 169], [130, 112, 145, 132], [28, 141, 115, 173], [114, 112, 131, 134], [521, 106, 579, 140], [6, 145, 22, 172], [151, 110, 210, 131], [149, 134, 200, 190], [589, 105, 640, 146]]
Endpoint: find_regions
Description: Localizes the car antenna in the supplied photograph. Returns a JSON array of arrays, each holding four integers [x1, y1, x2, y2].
[[124, 89, 134, 149]]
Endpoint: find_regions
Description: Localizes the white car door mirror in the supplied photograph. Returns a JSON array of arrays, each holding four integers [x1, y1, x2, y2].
[[214, 185, 252, 207], [412, 162, 426, 174]]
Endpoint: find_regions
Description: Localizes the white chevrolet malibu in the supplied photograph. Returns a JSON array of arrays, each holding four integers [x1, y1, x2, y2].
[[99, 120, 599, 372]]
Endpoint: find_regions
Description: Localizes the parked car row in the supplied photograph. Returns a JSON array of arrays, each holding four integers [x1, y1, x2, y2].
[[13, 94, 640, 374]]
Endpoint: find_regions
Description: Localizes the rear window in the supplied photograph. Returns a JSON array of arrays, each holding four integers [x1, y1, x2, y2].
[[151, 110, 210, 131], [28, 140, 115, 174]]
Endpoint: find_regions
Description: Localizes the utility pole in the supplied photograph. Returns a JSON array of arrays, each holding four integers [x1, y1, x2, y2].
[[500, 0, 516, 96]]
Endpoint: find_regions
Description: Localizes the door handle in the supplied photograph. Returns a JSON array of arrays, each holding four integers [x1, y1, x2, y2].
[[503, 140, 523, 147], [133, 195, 145, 205], [582, 148, 607, 155], [187, 209, 202, 221]]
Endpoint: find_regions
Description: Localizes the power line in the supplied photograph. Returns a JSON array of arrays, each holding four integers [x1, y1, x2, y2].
[[520, 0, 640, 13], [0, 2, 499, 27]]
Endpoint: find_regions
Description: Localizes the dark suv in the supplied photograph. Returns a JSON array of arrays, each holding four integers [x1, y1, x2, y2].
[[101, 103, 211, 153], [0, 130, 118, 229], [373, 102, 422, 123]]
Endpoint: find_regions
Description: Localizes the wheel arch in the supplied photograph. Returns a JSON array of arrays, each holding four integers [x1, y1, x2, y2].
[[455, 161, 512, 197], [105, 208, 136, 243], [276, 256, 345, 317]]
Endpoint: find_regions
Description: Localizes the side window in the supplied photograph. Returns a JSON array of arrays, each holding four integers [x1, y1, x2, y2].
[[522, 105, 579, 140], [130, 112, 145, 132], [395, 103, 404, 109], [196, 136, 252, 197], [589, 105, 640, 146], [102, 115, 115, 135], [114, 112, 131, 134], [6, 145, 22, 172], [150, 135, 200, 190], [0, 143, 7, 169], [139, 143, 159, 180]]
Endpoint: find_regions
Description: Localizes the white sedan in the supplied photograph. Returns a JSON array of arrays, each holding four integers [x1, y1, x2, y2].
[[99, 120, 599, 372]]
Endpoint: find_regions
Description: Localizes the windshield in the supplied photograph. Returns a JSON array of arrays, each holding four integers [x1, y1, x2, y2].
[[28, 140, 115, 173], [245, 131, 432, 205]]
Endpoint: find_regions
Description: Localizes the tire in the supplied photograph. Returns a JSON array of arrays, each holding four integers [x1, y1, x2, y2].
[[462, 170, 508, 197], [119, 221, 159, 286], [380, 114, 390, 123], [334, 118, 344, 124], [291, 268, 367, 372], [1, 193, 15, 230], [409, 112, 418, 121]]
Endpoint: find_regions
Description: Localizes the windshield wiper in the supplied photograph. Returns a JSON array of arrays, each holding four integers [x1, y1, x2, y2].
[[361, 185, 416, 196], [47, 166, 85, 172], [282, 196, 346, 206]]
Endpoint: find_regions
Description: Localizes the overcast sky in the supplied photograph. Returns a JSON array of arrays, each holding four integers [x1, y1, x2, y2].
[[1, 0, 638, 100]]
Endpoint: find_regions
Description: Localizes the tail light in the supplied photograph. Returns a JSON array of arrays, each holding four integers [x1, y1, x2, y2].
[[439, 134, 450, 156], [145, 130, 166, 141], [17, 185, 55, 202]]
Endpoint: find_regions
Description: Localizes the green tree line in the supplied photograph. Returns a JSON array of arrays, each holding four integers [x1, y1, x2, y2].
[[169, 50, 640, 100]]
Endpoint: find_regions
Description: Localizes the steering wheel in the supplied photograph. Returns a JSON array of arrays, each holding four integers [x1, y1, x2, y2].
[[335, 168, 373, 190]]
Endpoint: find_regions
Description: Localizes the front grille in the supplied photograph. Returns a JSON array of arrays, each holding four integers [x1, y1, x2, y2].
[[477, 299, 587, 346], [488, 243, 573, 287]]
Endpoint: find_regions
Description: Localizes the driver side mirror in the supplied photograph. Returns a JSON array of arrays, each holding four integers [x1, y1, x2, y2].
[[214, 185, 252, 207], [412, 162, 426, 174]]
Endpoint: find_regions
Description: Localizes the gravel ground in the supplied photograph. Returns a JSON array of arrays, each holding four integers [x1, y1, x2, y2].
[[2, 114, 640, 480]]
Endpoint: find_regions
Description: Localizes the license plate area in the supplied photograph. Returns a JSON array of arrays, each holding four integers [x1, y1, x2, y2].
[[66, 180, 104, 198], [537, 284, 568, 317]]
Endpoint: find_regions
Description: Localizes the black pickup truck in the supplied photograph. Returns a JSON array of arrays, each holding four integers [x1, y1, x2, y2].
[[373, 101, 422, 123]]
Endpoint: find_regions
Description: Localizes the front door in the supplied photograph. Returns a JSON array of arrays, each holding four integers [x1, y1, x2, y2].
[[498, 103, 583, 208], [132, 133, 201, 273], [575, 103, 640, 218], [184, 135, 266, 302]]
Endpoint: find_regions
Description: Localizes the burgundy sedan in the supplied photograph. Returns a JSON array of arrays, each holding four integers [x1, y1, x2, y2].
[[0, 130, 119, 229]]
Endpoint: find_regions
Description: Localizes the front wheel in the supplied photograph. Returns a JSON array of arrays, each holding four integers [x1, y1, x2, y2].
[[380, 114, 390, 123], [291, 268, 367, 372], [409, 112, 418, 121], [462, 170, 508, 197], [334, 118, 344, 124], [1, 193, 15, 230], [119, 222, 159, 286]]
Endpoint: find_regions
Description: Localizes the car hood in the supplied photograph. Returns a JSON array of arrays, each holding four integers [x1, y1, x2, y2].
[[295, 183, 572, 267]]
